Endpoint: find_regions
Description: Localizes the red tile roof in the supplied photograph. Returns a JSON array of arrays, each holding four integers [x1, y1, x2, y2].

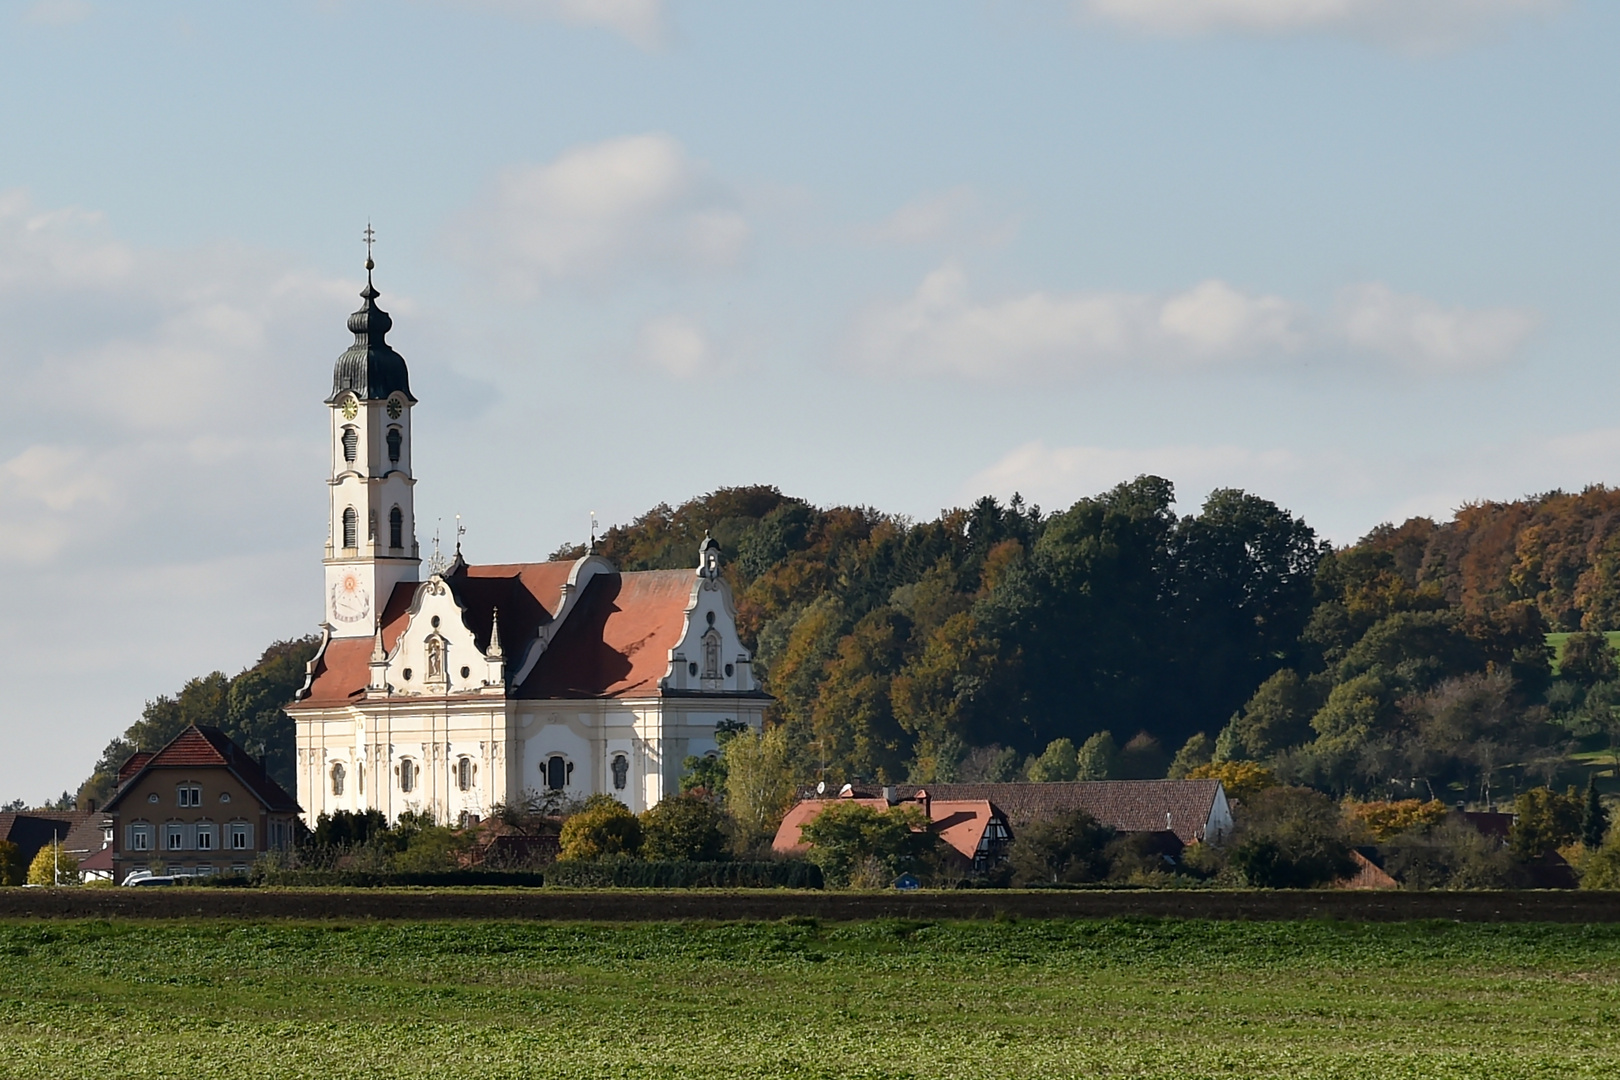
[[104, 726, 299, 814], [519, 569, 692, 699], [117, 753, 153, 782], [895, 780, 1226, 844], [772, 796, 1007, 862]]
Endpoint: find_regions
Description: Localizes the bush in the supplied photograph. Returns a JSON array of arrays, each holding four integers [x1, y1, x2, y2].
[[26, 842, 79, 886], [641, 793, 729, 862], [1347, 799, 1450, 842], [543, 857, 822, 889], [1008, 808, 1115, 885], [0, 840, 23, 886], [558, 794, 643, 861], [1382, 816, 1521, 889], [255, 869, 548, 888], [1511, 786, 1583, 859], [797, 802, 934, 887], [1226, 786, 1355, 888]]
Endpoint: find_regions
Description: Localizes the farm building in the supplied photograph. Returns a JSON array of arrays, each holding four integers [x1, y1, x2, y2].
[[887, 779, 1234, 846], [773, 789, 1014, 872]]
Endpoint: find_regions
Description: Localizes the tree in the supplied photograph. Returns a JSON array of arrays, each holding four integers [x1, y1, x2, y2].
[[1008, 808, 1115, 885], [679, 719, 749, 796], [1115, 731, 1167, 779], [1216, 669, 1315, 762], [1584, 777, 1610, 850], [0, 840, 24, 886], [1074, 731, 1119, 781], [1026, 738, 1078, 782], [1510, 786, 1584, 859], [1186, 760, 1277, 803], [722, 724, 798, 850], [1226, 786, 1356, 888], [641, 793, 729, 861], [27, 842, 79, 886], [557, 795, 643, 861], [1562, 633, 1619, 687], [1167, 733, 1214, 779], [797, 801, 933, 887], [1382, 816, 1520, 890], [1346, 799, 1449, 842]]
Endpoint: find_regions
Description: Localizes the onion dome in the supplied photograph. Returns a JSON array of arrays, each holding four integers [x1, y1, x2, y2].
[[327, 260, 415, 404]]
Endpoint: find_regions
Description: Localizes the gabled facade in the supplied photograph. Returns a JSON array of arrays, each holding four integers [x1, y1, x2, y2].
[[102, 725, 301, 882], [285, 264, 767, 825]]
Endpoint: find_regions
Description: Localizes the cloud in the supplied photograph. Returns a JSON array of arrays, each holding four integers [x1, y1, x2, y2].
[[850, 263, 1535, 379], [436, 0, 667, 49], [22, 0, 93, 26], [445, 134, 747, 294], [1076, 0, 1566, 51], [634, 314, 714, 378]]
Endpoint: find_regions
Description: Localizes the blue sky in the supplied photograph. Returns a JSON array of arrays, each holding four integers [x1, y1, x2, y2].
[[1, 0, 1615, 802]]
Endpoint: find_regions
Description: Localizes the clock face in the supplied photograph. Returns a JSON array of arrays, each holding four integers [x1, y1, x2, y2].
[[386, 396, 403, 420], [330, 572, 372, 624], [341, 395, 359, 420]]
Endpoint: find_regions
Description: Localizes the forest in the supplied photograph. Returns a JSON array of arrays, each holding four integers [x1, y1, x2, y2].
[[62, 479, 1620, 811]]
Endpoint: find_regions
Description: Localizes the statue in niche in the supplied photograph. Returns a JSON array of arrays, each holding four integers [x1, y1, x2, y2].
[[611, 754, 629, 791], [703, 629, 721, 680], [426, 636, 445, 681]]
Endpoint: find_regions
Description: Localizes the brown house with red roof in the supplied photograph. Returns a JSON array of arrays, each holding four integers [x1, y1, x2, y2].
[[285, 265, 766, 826], [102, 725, 300, 882]]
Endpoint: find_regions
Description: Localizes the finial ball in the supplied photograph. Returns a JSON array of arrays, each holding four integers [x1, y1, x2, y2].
[[365, 258, 375, 271]]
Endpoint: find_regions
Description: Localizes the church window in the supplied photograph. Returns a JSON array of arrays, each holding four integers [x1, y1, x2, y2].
[[342, 507, 358, 549], [342, 426, 358, 464], [387, 427, 402, 464], [460, 665, 470, 679], [330, 763, 346, 797], [402, 668, 413, 681], [399, 759, 417, 793], [390, 507, 403, 549], [688, 663, 698, 677], [545, 755, 571, 791], [457, 757, 474, 791], [611, 754, 629, 791], [706, 611, 716, 626], [725, 664, 734, 677]]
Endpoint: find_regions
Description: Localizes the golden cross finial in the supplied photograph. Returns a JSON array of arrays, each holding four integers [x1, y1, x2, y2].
[[363, 222, 376, 270]]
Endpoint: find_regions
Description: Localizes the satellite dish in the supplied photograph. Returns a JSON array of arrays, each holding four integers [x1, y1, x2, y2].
[[816, 781, 826, 795]]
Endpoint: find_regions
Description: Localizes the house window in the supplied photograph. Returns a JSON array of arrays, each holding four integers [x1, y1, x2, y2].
[[128, 823, 153, 852], [195, 824, 216, 851], [177, 785, 202, 807], [230, 823, 252, 850], [342, 507, 358, 549], [390, 506, 403, 549], [331, 762, 346, 797], [166, 825, 186, 851], [545, 755, 572, 791], [231, 864, 249, 876], [399, 758, 417, 793], [219, 792, 232, 804], [611, 754, 629, 791], [342, 425, 358, 463], [386, 427, 402, 464], [456, 757, 474, 792]]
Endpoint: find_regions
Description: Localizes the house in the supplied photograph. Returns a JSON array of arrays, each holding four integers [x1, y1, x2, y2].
[[893, 779, 1234, 845], [773, 789, 1013, 872], [285, 263, 767, 826], [1336, 848, 1400, 890], [102, 725, 301, 882], [0, 810, 112, 882]]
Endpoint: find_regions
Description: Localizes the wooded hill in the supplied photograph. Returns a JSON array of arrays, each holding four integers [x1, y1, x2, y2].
[[66, 481, 1620, 809]]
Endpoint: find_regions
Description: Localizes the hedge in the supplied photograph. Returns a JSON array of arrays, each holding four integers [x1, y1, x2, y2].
[[249, 869, 549, 888], [542, 858, 823, 889]]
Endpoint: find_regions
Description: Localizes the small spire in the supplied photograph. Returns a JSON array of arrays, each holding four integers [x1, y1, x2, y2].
[[488, 608, 503, 659], [371, 619, 387, 663], [363, 221, 376, 274], [456, 514, 465, 556]]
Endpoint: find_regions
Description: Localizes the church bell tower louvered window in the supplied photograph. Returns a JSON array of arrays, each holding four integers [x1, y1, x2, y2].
[[323, 227, 421, 637]]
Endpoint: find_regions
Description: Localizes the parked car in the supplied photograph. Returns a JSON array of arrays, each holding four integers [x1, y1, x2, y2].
[[121, 870, 179, 887]]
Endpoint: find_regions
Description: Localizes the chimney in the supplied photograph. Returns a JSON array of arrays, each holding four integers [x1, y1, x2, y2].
[[882, 785, 897, 805], [915, 788, 931, 822]]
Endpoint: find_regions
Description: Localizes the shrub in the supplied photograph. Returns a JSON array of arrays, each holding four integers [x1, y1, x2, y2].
[[558, 795, 643, 861], [1226, 786, 1355, 888], [1511, 786, 1583, 859], [543, 857, 822, 889], [1382, 816, 1521, 889], [798, 802, 934, 887], [1347, 799, 1450, 842], [1008, 808, 1115, 885], [26, 842, 79, 886], [641, 793, 729, 862], [0, 840, 23, 886]]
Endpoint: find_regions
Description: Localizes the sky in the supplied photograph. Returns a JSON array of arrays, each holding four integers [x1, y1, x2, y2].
[[1, 0, 1617, 804]]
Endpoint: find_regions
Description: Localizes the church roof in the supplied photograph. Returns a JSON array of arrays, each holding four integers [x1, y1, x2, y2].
[[297, 561, 709, 705], [327, 272, 414, 404]]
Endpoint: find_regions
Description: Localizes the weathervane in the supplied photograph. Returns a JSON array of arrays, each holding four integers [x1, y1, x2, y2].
[[590, 511, 599, 553], [363, 221, 376, 270], [456, 514, 466, 556]]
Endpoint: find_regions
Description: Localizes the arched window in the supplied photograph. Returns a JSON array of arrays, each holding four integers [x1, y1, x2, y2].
[[399, 758, 417, 793], [611, 754, 629, 791], [545, 755, 571, 791], [456, 757, 474, 792], [330, 763, 346, 797], [341, 426, 358, 464], [389, 506, 403, 549], [342, 507, 357, 549], [387, 427, 402, 464]]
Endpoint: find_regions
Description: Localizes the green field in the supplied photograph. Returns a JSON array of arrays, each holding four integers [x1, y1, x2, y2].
[[4, 918, 1620, 1079]]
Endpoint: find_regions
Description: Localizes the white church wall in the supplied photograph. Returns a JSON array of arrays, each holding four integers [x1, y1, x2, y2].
[[522, 716, 593, 801]]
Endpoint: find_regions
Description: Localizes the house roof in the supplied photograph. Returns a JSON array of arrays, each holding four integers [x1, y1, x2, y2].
[[104, 725, 300, 814], [0, 811, 97, 868], [298, 560, 703, 705], [893, 780, 1226, 845], [771, 796, 1008, 862]]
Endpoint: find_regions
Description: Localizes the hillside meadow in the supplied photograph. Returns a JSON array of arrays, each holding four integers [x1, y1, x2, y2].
[[3, 917, 1619, 1079]]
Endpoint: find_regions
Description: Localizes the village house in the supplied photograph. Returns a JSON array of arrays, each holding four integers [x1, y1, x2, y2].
[[892, 779, 1234, 846], [0, 810, 112, 882], [102, 725, 300, 882], [773, 788, 1014, 872]]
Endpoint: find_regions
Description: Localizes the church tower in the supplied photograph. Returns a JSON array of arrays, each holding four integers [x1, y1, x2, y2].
[[323, 245, 419, 637]]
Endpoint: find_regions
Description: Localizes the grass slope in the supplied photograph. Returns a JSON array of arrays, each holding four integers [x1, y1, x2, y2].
[[4, 918, 1620, 1079]]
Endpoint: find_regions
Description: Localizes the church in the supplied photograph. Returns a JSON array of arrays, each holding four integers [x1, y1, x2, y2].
[[286, 259, 767, 826]]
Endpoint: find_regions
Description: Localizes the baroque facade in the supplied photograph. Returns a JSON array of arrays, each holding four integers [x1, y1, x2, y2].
[[286, 263, 767, 824]]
